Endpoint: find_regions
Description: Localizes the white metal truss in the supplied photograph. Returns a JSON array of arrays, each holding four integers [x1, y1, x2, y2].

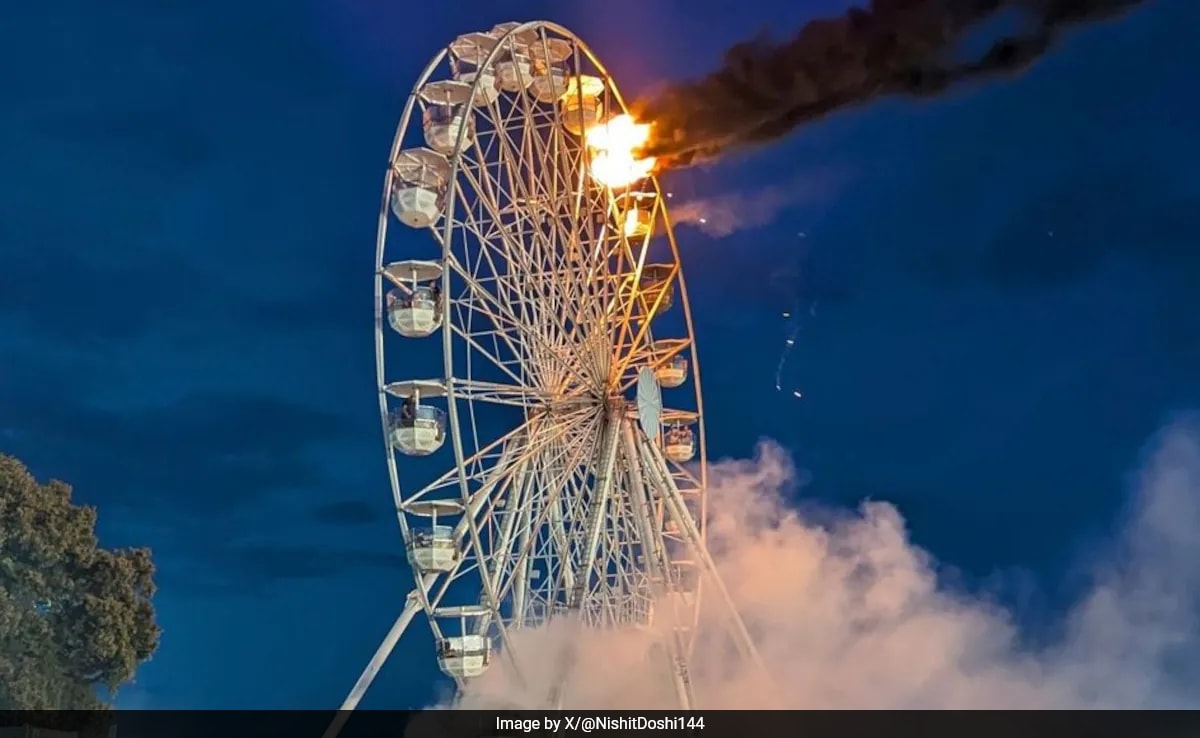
[[326, 21, 769, 733]]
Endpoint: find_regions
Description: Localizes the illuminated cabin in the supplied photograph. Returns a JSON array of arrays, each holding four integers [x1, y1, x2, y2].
[[450, 32, 501, 106], [491, 22, 537, 91], [616, 191, 655, 239], [404, 500, 465, 573], [639, 263, 675, 312], [656, 354, 688, 389], [559, 75, 605, 136], [663, 423, 695, 463], [434, 605, 493, 679], [384, 380, 448, 456], [382, 260, 444, 338], [389, 148, 450, 229], [419, 80, 475, 154]]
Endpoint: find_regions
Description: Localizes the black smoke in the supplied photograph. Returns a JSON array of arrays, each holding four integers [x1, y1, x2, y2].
[[634, 0, 1154, 168]]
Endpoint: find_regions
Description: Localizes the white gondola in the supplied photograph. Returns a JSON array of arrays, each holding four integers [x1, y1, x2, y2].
[[403, 499, 465, 573], [528, 39, 571, 103], [419, 80, 475, 155], [434, 605, 493, 679], [663, 423, 695, 463], [436, 634, 491, 679], [384, 380, 448, 456], [382, 260, 443, 337], [530, 67, 568, 104], [639, 263, 675, 312], [453, 68, 500, 106], [407, 525, 457, 572], [492, 22, 537, 91], [450, 32, 501, 106], [389, 148, 450, 229], [616, 191, 655, 239], [559, 75, 605, 136]]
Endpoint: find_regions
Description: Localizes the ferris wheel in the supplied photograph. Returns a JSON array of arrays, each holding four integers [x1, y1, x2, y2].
[[327, 21, 768, 724]]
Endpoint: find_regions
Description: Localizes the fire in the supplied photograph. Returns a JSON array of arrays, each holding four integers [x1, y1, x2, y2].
[[584, 114, 656, 188]]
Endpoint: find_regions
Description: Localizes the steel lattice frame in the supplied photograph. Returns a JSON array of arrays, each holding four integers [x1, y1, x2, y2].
[[327, 21, 767, 726]]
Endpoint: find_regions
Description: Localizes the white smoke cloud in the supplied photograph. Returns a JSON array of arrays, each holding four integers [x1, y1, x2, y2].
[[450, 416, 1200, 709], [669, 167, 854, 238]]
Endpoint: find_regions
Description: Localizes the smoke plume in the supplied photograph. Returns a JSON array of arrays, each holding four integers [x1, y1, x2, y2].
[[634, 0, 1155, 168], [445, 416, 1200, 709], [669, 167, 854, 237]]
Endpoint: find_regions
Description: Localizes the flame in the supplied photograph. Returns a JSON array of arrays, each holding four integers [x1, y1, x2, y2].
[[584, 114, 656, 188]]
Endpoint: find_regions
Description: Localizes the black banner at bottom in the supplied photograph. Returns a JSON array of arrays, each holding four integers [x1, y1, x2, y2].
[[3, 709, 1200, 738]]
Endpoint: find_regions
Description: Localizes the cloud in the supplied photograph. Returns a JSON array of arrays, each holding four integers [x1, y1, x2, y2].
[[161, 544, 409, 596], [448, 418, 1200, 709], [311, 500, 383, 527], [0, 360, 348, 515]]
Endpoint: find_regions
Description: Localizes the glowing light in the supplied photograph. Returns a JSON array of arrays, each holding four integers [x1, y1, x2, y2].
[[584, 114, 656, 188], [623, 209, 642, 237]]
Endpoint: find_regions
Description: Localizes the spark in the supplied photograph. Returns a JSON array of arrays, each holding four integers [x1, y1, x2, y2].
[[775, 298, 816, 398]]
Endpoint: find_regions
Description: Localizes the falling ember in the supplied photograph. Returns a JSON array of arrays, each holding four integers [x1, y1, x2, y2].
[[584, 114, 656, 188]]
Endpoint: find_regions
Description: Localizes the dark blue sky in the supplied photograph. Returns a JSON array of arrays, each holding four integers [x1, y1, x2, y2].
[[1, 0, 1196, 709]]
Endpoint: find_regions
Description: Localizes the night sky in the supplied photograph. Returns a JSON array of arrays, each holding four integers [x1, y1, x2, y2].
[[1, 0, 1196, 709]]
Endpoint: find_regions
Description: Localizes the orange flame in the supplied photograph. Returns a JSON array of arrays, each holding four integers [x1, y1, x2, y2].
[[584, 115, 656, 188]]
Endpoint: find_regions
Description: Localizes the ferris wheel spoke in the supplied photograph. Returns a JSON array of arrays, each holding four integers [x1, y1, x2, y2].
[[611, 260, 680, 381], [485, 412, 604, 621], [631, 425, 775, 680], [445, 249, 602, 394], [404, 408, 595, 673], [449, 378, 557, 407], [460, 51, 615, 371], [492, 416, 605, 615]]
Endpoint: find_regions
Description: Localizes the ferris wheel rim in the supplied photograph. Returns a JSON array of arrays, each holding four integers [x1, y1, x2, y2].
[[372, 19, 713, 688]]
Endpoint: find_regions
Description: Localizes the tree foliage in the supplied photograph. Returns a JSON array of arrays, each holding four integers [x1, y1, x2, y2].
[[0, 454, 160, 710]]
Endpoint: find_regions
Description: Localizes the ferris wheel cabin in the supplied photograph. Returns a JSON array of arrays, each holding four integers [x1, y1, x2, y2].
[[420, 80, 475, 155], [528, 36, 572, 101], [408, 526, 457, 572], [385, 380, 448, 456], [656, 354, 689, 388], [434, 605, 493, 679], [389, 148, 450, 230], [438, 634, 491, 679], [639, 264, 676, 312], [663, 425, 695, 463], [383, 260, 444, 337], [491, 22, 538, 92], [449, 32, 501, 106], [404, 499, 465, 573], [616, 191, 656, 239], [559, 74, 605, 136], [663, 423, 696, 463]]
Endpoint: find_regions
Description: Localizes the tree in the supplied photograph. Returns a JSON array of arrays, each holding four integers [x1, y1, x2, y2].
[[0, 454, 160, 711]]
